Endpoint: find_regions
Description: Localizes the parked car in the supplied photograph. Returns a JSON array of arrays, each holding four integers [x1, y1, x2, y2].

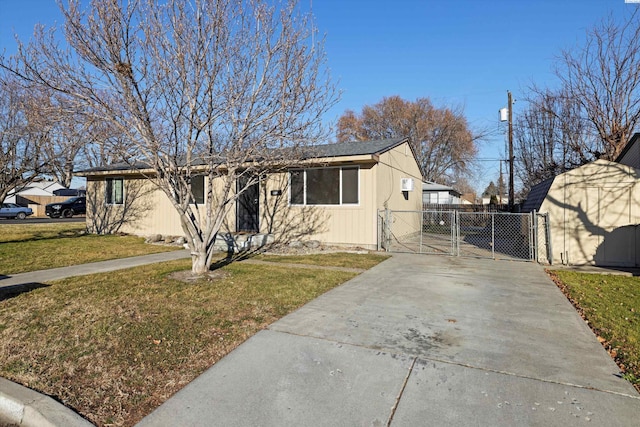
[[45, 196, 86, 218], [0, 203, 33, 220]]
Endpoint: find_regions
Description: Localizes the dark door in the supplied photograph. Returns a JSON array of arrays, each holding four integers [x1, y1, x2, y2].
[[236, 176, 259, 233]]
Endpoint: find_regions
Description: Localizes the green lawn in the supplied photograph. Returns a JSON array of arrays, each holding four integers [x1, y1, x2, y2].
[[0, 252, 385, 426], [549, 270, 640, 390], [0, 223, 179, 274]]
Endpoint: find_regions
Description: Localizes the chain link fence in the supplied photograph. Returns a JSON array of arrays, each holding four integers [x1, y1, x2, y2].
[[379, 209, 550, 263]]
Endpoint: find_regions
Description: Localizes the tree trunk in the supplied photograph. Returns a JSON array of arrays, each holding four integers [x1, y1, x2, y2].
[[191, 247, 209, 275]]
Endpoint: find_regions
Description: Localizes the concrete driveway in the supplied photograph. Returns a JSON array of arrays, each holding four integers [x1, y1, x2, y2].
[[138, 254, 640, 426]]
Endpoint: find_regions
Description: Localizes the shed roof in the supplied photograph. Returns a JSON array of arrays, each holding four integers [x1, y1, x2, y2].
[[521, 177, 555, 213], [615, 132, 640, 163]]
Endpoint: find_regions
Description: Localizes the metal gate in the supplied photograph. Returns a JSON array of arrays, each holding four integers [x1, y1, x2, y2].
[[378, 209, 550, 262]]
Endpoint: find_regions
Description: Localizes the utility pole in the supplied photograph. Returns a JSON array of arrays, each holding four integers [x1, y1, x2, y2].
[[499, 160, 503, 206], [507, 91, 514, 212]]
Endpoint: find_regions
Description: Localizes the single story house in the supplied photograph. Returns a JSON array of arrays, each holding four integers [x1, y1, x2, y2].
[[78, 138, 424, 250], [523, 158, 640, 267], [422, 182, 461, 205]]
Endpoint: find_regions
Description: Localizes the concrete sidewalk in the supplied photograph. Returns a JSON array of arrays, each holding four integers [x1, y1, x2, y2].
[[0, 249, 191, 290], [137, 254, 640, 427]]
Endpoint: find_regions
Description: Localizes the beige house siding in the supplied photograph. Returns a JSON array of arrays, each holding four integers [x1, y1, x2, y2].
[[375, 143, 424, 242], [86, 175, 238, 237], [540, 159, 640, 266], [83, 140, 424, 250]]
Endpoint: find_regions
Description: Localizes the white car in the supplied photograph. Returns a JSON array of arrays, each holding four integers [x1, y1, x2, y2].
[[0, 203, 34, 220]]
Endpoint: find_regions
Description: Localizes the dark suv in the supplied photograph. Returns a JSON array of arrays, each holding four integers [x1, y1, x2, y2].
[[46, 196, 86, 218]]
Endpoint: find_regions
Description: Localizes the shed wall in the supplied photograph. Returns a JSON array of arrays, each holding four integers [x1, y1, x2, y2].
[[540, 160, 640, 266]]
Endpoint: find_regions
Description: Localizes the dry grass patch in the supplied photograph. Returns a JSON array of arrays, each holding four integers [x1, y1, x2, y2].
[[0, 223, 178, 274], [257, 251, 390, 270], [0, 258, 361, 426]]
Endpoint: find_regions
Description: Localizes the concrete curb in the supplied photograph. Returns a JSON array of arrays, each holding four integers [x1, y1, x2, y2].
[[0, 378, 93, 427]]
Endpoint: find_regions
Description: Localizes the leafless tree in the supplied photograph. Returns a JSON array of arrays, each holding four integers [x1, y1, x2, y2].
[[555, 10, 640, 160], [0, 73, 51, 203], [337, 96, 481, 183], [514, 88, 595, 192], [2, 0, 336, 274]]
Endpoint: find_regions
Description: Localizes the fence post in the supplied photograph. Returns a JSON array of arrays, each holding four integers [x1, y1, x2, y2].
[[532, 210, 537, 262], [544, 212, 553, 265], [455, 210, 460, 256], [419, 210, 423, 254], [491, 213, 495, 259], [384, 208, 391, 251]]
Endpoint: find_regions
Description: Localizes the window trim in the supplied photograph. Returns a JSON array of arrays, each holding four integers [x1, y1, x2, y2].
[[105, 177, 125, 205], [289, 166, 360, 206]]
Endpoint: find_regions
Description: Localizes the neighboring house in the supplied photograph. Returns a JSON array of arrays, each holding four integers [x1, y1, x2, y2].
[[4, 180, 66, 204], [522, 159, 640, 267], [460, 194, 475, 205], [422, 182, 461, 205], [481, 195, 508, 205], [78, 138, 424, 250]]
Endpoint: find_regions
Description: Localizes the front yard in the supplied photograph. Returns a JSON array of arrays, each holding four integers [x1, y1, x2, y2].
[[0, 223, 179, 274], [548, 270, 640, 392], [0, 250, 388, 426]]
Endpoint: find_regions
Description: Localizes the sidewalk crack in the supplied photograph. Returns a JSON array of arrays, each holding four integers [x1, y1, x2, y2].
[[386, 356, 416, 427]]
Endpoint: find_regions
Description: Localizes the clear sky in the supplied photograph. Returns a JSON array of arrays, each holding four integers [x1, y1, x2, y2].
[[0, 0, 636, 192]]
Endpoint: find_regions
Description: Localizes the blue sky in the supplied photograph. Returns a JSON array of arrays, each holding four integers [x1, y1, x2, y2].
[[0, 0, 636, 192]]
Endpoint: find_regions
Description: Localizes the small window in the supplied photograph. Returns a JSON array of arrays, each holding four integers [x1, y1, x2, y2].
[[106, 177, 124, 205], [191, 175, 204, 204], [341, 167, 359, 204]]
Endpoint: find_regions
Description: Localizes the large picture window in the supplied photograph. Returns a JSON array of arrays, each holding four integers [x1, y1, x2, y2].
[[290, 166, 359, 205], [105, 177, 124, 205]]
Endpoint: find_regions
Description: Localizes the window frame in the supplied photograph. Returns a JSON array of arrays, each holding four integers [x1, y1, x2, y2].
[[105, 177, 125, 205], [190, 175, 205, 205], [289, 165, 360, 206]]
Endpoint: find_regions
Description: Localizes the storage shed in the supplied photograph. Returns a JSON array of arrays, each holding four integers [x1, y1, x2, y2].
[[523, 159, 640, 267]]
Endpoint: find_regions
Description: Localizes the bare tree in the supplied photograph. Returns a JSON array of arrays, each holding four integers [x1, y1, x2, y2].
[[555, 10, 640, 160], [2, 0, 336, 274], [514, 88, 595, 191], [336, 95, 480, 182], [0, 73, 50, 203]]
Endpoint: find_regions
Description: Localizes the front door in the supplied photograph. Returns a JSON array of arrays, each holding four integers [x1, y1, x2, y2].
[[236, 176, 259, 233]]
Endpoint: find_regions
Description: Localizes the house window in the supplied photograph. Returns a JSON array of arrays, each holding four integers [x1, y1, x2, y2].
[[105, 177, 124, 205], [290, 166, 359, 205], [191, 175, 204, 204]]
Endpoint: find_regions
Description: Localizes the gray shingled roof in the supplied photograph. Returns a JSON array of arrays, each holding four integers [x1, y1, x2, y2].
[[616, 132, 640, 163], [78, 138, 409, 174], [521, 177, 555, 213], [311, 138, 407, 158]]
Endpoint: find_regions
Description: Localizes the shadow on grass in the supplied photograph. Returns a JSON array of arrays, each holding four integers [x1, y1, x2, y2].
[[1, 229, 87, 244], [209, 248, 266, 271], [0, 282, 51, 301]]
